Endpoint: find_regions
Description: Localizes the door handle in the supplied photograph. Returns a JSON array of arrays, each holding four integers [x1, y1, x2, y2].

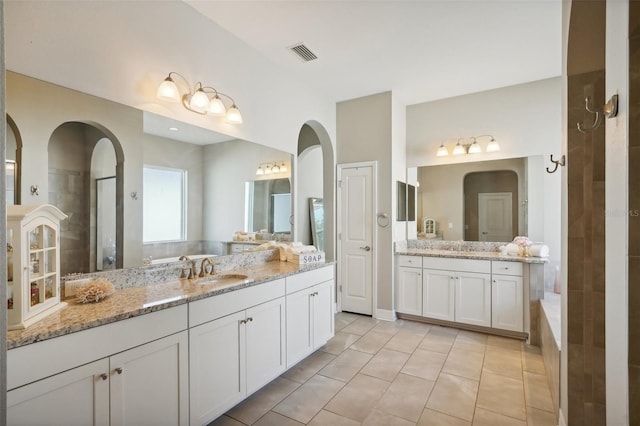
[[360, 246, 371, 251]]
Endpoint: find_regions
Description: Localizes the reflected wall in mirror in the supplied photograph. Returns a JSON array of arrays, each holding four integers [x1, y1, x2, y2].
[[417, 157, 527, 241], [397, 181, 406, 221], [245, 178, 291, 234], [309, 197, 324, 251], [6, 114, 21, 205]]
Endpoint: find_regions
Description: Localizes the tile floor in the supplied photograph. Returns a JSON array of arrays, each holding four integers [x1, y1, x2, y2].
[[211, 312, 558, 426]]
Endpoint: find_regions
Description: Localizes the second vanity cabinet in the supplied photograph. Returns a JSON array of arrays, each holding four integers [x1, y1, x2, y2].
[[491, 261, 524, 332]]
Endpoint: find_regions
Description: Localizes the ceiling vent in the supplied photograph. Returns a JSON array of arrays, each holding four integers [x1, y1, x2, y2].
[[289, 43, 318, 62]]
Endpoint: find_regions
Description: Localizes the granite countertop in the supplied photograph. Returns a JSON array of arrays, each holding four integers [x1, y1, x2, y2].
[[396, 248, 548, 264], [7, 261, 334, 350]]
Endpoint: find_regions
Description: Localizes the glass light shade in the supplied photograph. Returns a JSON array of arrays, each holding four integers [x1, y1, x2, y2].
[[272, 164, 280, 173], [452, 143, 466, 155], [256, 166, 264, 176], [436, 144, 449, 157], [264, 165, 273, 175], [157, 77, 181, 103], [279, 163, 287, 173], [486, 139, 500, 152], [468, 141, 482, 154], [189, 89, 210, 112], [226, 105, 243, 124], [208, 96, 226, 116]]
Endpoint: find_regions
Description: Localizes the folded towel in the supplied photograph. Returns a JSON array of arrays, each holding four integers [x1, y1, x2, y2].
[[504, 243, 520, 255], [529, 244, 549, 257]]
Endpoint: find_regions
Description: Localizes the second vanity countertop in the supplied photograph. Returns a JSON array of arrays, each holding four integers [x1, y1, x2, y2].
[[396, 248, 548, 264], [7, 261, 334, 350]]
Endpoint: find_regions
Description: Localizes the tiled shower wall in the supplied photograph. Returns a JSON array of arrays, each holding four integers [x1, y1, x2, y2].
[[567, 72, 607, 424], [629, 4, 640, 424]]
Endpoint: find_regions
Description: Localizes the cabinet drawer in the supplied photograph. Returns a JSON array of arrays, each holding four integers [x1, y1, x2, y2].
[[397, 255, 422, 268], [286, 265, 334, 294], [189, 279, 285, 327], [492, 261, 523, 277], [422, 257, 490, 274]]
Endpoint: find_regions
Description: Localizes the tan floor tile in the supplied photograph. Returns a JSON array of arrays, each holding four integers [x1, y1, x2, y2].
[[385, 330, 425, 353], [253, 411, 304, 426], [272, 375, 345, 424], [452, 339, 487, 354], [361, 348, 410, 381], [527, 407, 558, 426], [341, 317, 378, 335], [281, 351, 336, 384], [486, 335, 523, 352], [207, 415, 245, 426], [308, 410, 360, 426], [325, 374, 390, 422], [483, 346, 524, 380], [375, 373, 435, 422], [522, 347, 547, 375], [476, 371, 526, 420], [226, 377, 300, 424], [402, 348, 448, 381], [350, 331, 393, 354], [426, 373, 479, 422], [320, 331, 360, 355], [335, 312, 361, 332], [399, 319, 432, 335], [418, 332, 455, 354], [371, 320, 404, 335], [442, 348, 485, 380], [318, 348, 373, 382], [362, 408, 416, 426], [417, 408, 471, 426], [429, 325, 460, 337], [472, 407, 526, 426], [457, 330, 489, 344], [523, 371, 555, 412]]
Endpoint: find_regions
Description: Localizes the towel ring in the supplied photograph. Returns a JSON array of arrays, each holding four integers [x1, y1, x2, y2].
[[377, 213, 390, 228]]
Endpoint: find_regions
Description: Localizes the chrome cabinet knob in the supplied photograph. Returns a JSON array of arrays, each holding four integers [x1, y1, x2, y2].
[[114, 368, 123, 375], [360, 246, 371, 251]]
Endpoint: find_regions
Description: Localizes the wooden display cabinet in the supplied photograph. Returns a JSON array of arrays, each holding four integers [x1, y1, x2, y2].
[[7, 204, 68, 330]]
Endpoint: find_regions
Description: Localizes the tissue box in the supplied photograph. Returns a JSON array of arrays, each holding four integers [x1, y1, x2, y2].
[[287, 251, 325, 265]]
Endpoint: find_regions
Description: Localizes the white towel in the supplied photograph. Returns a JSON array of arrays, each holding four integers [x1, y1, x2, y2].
[[504, 243, 520, 255], [529, 244, 549, 257]]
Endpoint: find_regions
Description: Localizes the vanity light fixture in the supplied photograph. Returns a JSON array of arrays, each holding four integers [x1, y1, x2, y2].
[[157, 72, 243, 124], [255, 161, 289, 176], [436, 135, 499, 157], [256, 166, 265, 176], [279, 162, 288, 173]]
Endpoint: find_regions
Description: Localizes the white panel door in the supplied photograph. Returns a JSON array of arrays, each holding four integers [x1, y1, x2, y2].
[[423, 269, 454, 321], [312, 280, 335, 349], [455, 272, 492, 327], [189, 311, 245, 426], [7, 358, 109, 426], [286, 288, 313, 367], [478, 192, 513, 241], [492, 275, 524, 332], [246, 297, 286, 394], [339, 165, 374, 315], [396, 266, 422, 316], [110, 331, 189, 426]]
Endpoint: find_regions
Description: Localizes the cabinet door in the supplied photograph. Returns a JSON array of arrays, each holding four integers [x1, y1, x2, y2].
[[455, 272, 491, 327], [286, 287, 313, 367], [7, 358, 109, 426], [396, 266, 422, 316], [312, 280, 335, 350], [492, 275, 524, 332], [246, 297, 286, 394], [110, 331, 189, 426], [423, 269, 455, 321], [190, 311, 246, 426]]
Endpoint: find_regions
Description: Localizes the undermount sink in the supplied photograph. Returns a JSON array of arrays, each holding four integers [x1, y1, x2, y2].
[[194, 273, 252, 286]]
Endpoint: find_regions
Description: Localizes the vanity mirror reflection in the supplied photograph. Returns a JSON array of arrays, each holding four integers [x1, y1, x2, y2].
[[6, 71, 294, 275], [245, 178, 291, 235], [416, 157, 537, 242]]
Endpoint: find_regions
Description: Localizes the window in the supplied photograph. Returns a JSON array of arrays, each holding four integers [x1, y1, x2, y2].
[[143, 166, 187, 243]]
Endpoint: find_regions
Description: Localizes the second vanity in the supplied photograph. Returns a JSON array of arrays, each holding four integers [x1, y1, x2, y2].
[[6, 254, 335, 426], [395, 247, 546, 343]]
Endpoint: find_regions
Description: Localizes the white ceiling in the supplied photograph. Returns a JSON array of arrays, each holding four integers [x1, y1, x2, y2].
[[186, 0, 562, 105]]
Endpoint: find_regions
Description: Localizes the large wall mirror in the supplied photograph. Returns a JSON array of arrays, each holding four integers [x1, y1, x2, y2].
[[416, 157, 534, 242], [6, 71, 294, 274]]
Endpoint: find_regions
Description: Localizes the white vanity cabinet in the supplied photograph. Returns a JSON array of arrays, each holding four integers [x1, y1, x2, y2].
[[422, 269, 454, 321], [454, 271, 492, 327], [491, 261, 524, 332], [285, 265, 335, 368], [188, 279, 286, 426], [396, 256, 423, 316], [7, 306, 190, 426]]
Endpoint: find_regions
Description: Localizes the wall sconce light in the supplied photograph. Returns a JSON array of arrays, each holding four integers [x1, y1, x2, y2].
[[256, 161, 289, 176], [157, 72, 243, 124], [437, 135, 499, 157]]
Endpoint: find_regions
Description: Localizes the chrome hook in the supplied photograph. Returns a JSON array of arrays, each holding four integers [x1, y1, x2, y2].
[[546, 154, 566, 174], [577, 94, 618, 133]]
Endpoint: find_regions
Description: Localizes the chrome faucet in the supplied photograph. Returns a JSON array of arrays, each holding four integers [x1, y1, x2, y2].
[[199, 257, 215, 277]]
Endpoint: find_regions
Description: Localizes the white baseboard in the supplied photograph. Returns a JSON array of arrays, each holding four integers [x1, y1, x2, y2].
[[558, 409, 566, 426], [375, 309, 397, 322]]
